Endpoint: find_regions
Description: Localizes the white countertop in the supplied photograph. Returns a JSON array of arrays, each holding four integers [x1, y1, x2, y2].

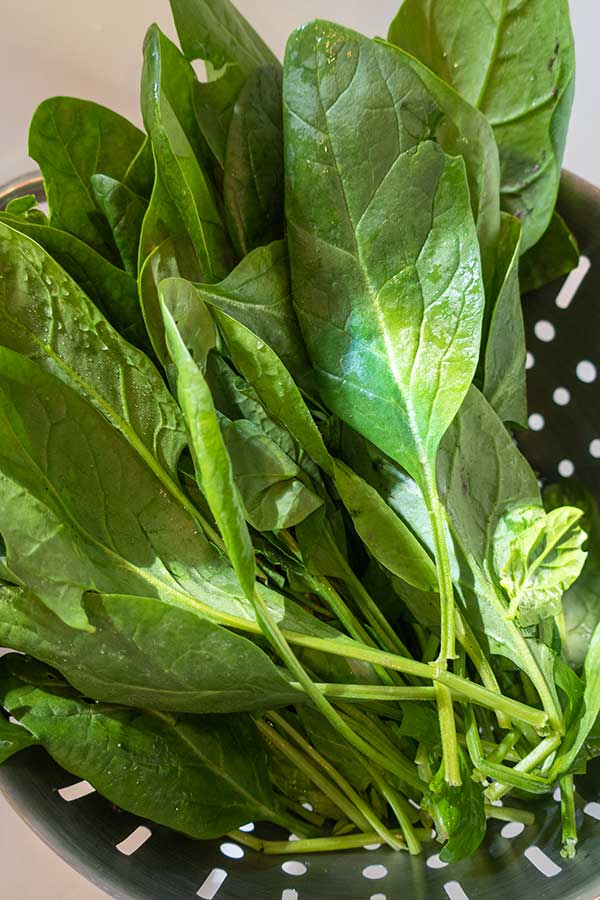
[[1, 1, 599, 897]]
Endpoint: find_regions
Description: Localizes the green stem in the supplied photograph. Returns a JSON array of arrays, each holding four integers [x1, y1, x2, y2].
[[371, 773, 422, 855], [279, 796, 325, 828], [301, 683, 436, 702], [485, 734, 562, 802], [485, 730, 522, 765], [229, 828, 432, 855], [456, 614, 511, 730], [559, 775, 578, 859], [422, 475, 456, 664], [263, 712, 404, 850], [484, 804, 535, 826], [436, 682, 462, 786]]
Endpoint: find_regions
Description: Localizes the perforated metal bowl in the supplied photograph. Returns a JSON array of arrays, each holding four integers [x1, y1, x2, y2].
[[0, 171, 599, 900]]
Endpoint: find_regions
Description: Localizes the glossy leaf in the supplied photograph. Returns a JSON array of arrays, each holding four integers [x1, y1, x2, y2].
[[184, 241, 313, 389], [162, 301, 256, 600], [520, 211, 580, 294], [285, 23, 485, 484], [0, 655, 287, 838], [428, 748, 486, 862], [0, 214, 149, 350], [0, 345, 335, 642], [224, 64, 284, 256], [193, 64, 247, 168], [123, 137, 155, 199], [29, 97, 144, 260], [169, 0, 279, 75], [388, 0, 575, 251], [333, 459, 437, 592], [90, 174, 148, 276], [4, 195, 37, 216], [0, 221, 185, 478], [482, 214, 528, 427], [0, 584, 302, 714], [141, 25, 232, 282]]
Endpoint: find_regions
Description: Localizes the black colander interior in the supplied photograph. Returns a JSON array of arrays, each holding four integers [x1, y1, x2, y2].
[[0, 172, 599, 900]]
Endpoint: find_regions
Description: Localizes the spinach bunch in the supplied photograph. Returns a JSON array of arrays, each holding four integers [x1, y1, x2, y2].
[[0, 0, 595, 865]]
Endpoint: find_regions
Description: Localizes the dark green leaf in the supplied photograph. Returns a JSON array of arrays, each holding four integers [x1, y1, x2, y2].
[[0, 584, 302, 714], [520, 211, 580, 294], [0, 655, 287, 838], [224, 64, 284, 256], [333, 459, 437, 592], [90, 175, 148, 276], [161, 300, 256, 600], [285, 23, 485, 484], [4, 195, 37, 215], [428, 748, 486, 862], [482, 214, 527, 427], [29, 97, 144, 260], [493, 505, 587, 627], [123, 136, 155, 199], [169, 0, 279, 75], [0, 221, 185, 478], [141, 25, 233, 282], [193, 64, 247, 168], [388, 0, 575, 251], [0, 214, 149, 350]]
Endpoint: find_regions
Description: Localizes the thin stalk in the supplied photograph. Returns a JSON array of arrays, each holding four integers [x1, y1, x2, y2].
[[371, 773, 422, 855], [421, 475, 456, 665], [436, 683, 461, 785], [229, 829, 432, 855], [485, 730, 522, 765], [279, 796, 325, 828], [300, 683, 436, 702], [456, 615, 511, 730], [559, 774, 578, 859], [339, 705, 420, 788], [486, 734, 562, 802], [256, 719, 371, 836], [484, 804, 535, 826], [263, 713, 404, 850]]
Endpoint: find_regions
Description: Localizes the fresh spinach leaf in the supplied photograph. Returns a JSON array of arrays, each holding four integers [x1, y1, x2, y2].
[[169, 0, 279, 76], [193, 64, 247, 168], [224, 64, 284, 257], [90, 175, 148, 276], [4, 195, 38, 216], [123, 137, 155, 199], [493, 505, 588, 627], [0, 221, 185, 478], [520, 211, 580, 294], [388, 0, 575, 251], [333, 459, 437, 593], [176, 241, 313, 391], [545, 482, 600, 670], [141, 25, 233, 282], [0, 584, 302, 714], [29, 97, 144, 260], [0, 214, 149, 350], [482, 214, 528, 427], [297, 706, 373, 793], [428, 748, 486, 862], [0, 654, 290, 838], [221, 417, 323, 531], [0, 710, 38, 763]]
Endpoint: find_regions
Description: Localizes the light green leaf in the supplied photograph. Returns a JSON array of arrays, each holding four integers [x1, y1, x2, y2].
[[0, 584, 302, 714], [0, 655, 289, 838], [224, 64, 284, 257], [161, 300, 256, 599], [285, 23, 485, 485], [29, 97, 144, 260], [0, 221, 185, 478], [333, 459, 437, 592], [482, 213, 527, 427], [90, 175, 148, 276], [493, 505, 588, 627], [388, 0, 575, 251], [520, 211, 580, 294], [169, 0, 279, 76]]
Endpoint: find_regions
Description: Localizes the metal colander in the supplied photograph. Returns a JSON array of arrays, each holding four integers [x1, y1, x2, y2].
[[0, 171, 599, 900]]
